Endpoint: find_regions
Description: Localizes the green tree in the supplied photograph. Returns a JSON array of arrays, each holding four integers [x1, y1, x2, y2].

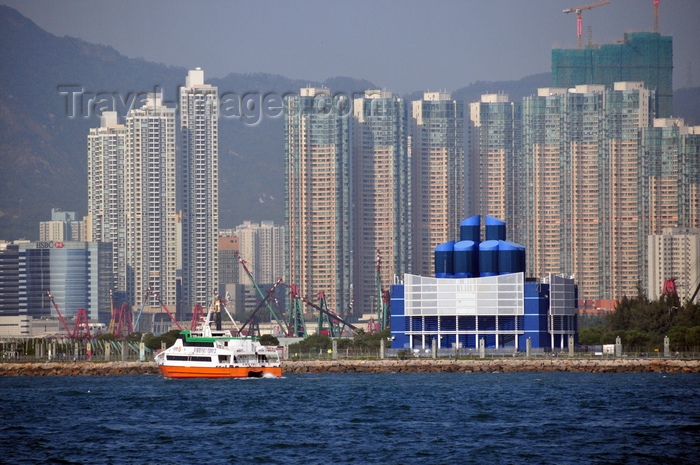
[[687, 326, 700, 350], [97, 333, 116, 342], [667, 326, 689, 351], [144, 329, 181, 351], [259, 334, 279, 346], [624, 329, 652, 351], [578, 326, 604, 345], [601, 330, 626, 345]]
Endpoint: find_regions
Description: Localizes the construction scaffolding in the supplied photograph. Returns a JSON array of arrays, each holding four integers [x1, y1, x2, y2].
[[551, 32, 673, 118]]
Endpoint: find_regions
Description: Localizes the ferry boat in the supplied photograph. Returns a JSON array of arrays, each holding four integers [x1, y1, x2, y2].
[[155, 299, 282, 379]]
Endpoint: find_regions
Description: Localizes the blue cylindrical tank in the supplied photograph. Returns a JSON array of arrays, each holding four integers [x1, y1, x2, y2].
[[460, 215, 480, 243], [485, 216, 506, 242], [434, 241, 455, 278], [454, 240, 477, 278], [479, 240, 499, 277], [498, 241, 520, 275], [517, 244, 526, 274]]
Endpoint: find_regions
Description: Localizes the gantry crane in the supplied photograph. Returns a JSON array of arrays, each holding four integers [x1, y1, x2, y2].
[[563, 0, 610, 49]]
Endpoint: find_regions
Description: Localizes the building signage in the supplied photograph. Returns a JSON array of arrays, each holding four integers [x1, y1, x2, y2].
[[35, 241, 65, 249]]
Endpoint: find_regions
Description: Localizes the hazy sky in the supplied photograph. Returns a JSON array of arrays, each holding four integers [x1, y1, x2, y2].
[[3, 0, 699, 94]]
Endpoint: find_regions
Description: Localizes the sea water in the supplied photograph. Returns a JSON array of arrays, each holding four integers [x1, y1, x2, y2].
[[1, 372, 699, 464]]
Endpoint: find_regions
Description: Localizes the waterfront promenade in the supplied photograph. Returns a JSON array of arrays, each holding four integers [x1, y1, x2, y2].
[[1, 358, 699, 376]]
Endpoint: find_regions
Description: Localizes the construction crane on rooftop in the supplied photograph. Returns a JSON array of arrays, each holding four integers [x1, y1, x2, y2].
[[563, 0, 610, 49], [653, 0, 659, 34]]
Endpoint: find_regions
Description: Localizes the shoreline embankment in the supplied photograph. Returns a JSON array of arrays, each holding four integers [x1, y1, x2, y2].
[[1, 358, 699, 376]]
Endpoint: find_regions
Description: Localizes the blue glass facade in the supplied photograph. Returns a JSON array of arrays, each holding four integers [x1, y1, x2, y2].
[[17, 241, 113, 323]]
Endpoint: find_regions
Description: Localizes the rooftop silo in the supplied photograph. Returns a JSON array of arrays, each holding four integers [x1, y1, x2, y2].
[[479, 240, 499, 277], [435, 241, 455, 278], [485, 216, 506, 241], [460, 215, 481, 243]]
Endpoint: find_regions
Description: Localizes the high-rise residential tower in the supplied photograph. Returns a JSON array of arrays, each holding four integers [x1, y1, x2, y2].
[[234, 220, 286, 286], [87, 95, 177, 308], [641, 118, 700, 235], [124, 93, 177, 306], [521, 83, 655, 300], [285, 87, 352, 317], [352, 90, 410, 317], [180, 68, 219, 309], [39, 208, 84, 242], [469, 94, 521, 229], [411, 92, 464, 276], [87, 111, 128, 297], [648, 227, 700, 303]]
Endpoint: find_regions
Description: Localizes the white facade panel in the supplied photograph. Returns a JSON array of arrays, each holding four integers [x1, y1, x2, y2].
[[404, 273, 524, 317]]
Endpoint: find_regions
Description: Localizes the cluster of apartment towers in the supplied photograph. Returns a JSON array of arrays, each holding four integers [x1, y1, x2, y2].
[[83, 31, 699, 327]]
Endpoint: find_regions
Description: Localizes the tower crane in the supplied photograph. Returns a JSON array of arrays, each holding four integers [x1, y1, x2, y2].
[[653, 0, 659, 34], [563, 0, 610, 49]]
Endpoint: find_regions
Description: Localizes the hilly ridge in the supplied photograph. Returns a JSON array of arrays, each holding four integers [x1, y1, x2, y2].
[[1, 5, 698, 241]]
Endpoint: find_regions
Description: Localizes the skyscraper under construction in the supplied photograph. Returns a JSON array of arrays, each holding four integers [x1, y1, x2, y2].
[[552, 32, 673, 118]]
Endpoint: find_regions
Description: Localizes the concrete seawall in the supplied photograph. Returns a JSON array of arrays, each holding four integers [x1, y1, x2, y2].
[[1, 358, 699, 376]]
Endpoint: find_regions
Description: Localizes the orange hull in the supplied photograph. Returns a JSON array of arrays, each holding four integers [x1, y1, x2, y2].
[[159, 365, 282, 379]]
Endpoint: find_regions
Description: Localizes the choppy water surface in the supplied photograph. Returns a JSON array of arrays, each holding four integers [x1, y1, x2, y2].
[[1, 372, 699, 464]]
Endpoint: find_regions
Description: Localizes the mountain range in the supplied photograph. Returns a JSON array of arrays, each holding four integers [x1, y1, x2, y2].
[[1, 5, 699, 241]]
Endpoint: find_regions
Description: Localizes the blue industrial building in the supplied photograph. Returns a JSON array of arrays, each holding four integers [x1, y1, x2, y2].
[[390, 216, 578, 351]]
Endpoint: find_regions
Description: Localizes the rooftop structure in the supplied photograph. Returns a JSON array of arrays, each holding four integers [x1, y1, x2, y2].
[[552, 32, 673, 117]]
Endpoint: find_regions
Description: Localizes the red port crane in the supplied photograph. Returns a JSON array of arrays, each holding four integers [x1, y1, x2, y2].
[[45, 290, 92, 339], [113, 303, 134, 339], [150, 290, 183, 331], [190, 304, 205, 330], [563, 0, 610, 49]]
